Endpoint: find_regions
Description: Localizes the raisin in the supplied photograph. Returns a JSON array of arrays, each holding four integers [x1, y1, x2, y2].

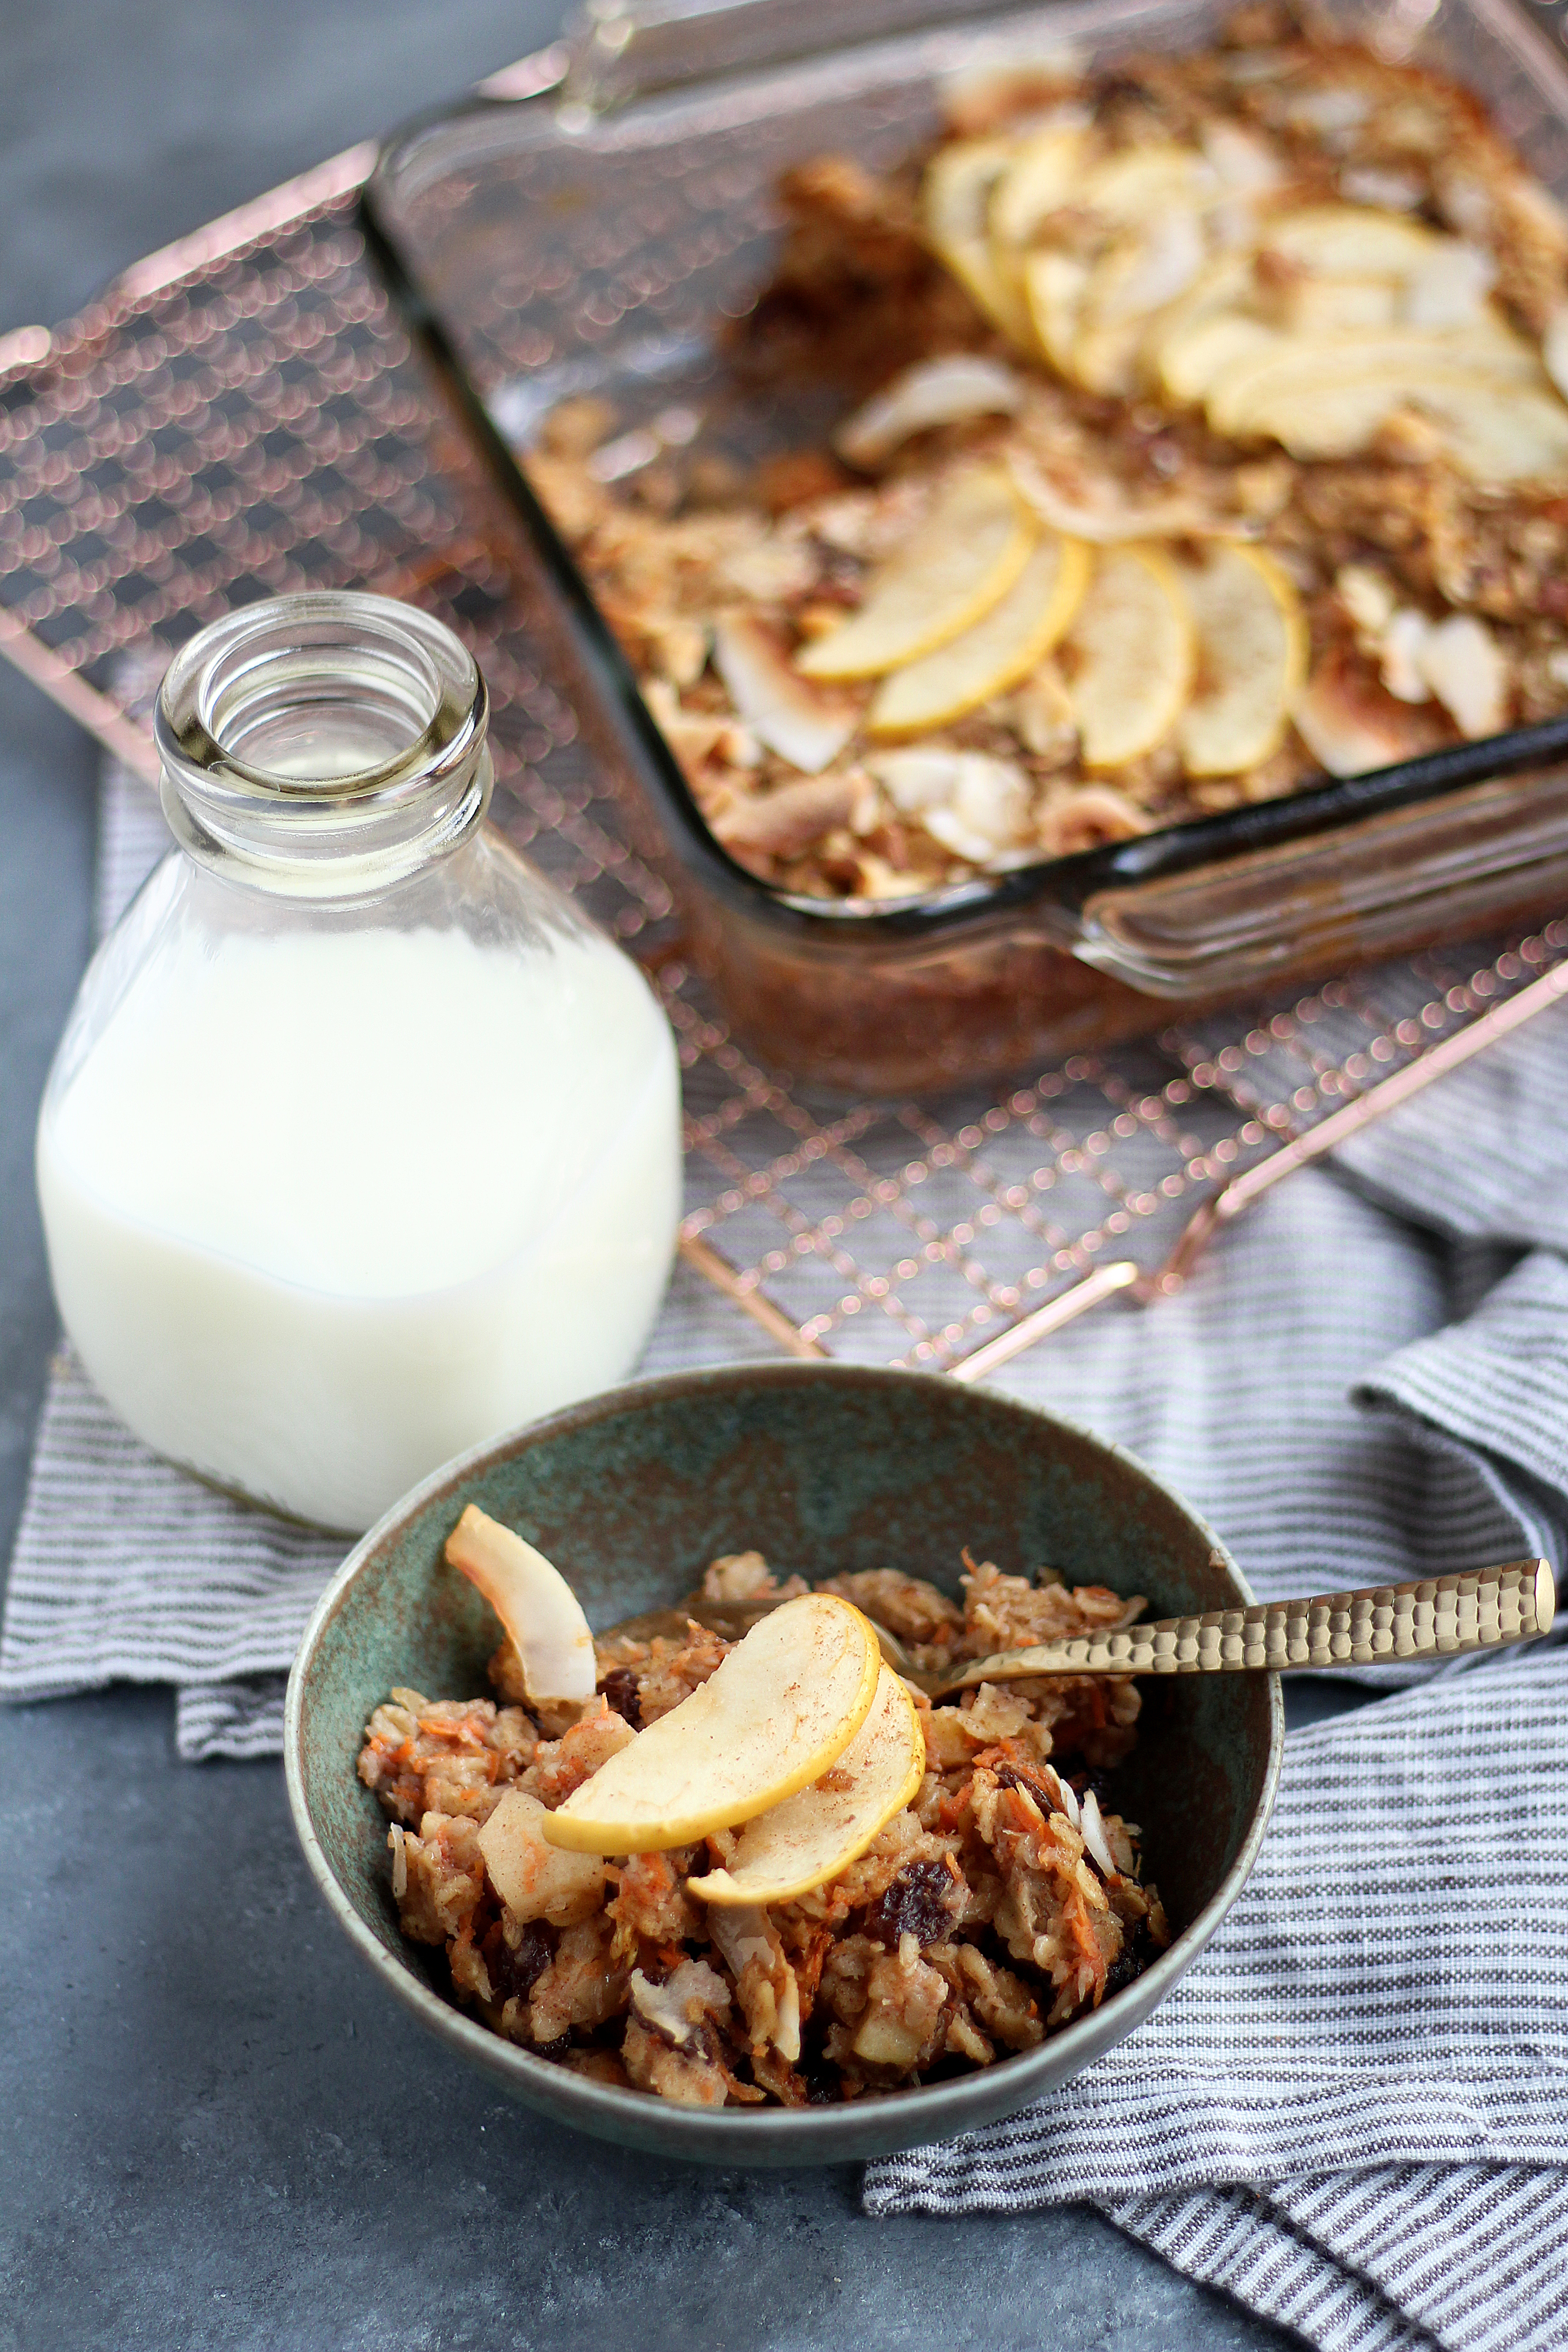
[[860, 1857, 961, 1950], [484, 1917, 555, 2003], [601, 1666, 642, 1730], [1102, 1918, 1151, 2004]]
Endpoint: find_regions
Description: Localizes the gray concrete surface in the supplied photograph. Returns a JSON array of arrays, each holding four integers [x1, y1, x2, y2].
[[0, 7, 1311, 2346]]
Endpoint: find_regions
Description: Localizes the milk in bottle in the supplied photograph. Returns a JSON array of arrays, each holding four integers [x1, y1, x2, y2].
[[35, 593, 681, 1531]]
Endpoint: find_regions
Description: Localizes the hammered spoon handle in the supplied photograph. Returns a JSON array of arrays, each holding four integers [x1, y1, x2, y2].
[[917, 1557, 1556, 1699]]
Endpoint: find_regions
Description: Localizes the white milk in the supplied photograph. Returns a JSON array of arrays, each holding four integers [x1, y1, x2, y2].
[[37, 909, 681, 1530]]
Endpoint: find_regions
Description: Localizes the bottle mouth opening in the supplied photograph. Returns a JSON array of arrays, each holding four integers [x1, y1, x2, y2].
[[155, 591, 485, 806]]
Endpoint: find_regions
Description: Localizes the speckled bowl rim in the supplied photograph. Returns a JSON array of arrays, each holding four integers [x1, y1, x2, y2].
[[285, 1362, 1284, 2165]]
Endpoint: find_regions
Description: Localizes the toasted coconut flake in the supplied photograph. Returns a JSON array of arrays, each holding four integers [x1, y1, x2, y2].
[[630, 1960, 731, 2046], [1421, 613, 1506, 740], [712, 616, 858, 774], [1292, 652, 1439, 776], [445, 1506, 597, 1707], [1078, 1786, 1119, 1877], [1046, 1766, 1081, 1828], [835, 356, 1025, 467], [1379, 608, 1433, 705]]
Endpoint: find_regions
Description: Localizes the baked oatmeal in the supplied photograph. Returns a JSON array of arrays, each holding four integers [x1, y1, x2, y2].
[[358, 1552, 1169, 2107], [519, 9, 1568, 903]]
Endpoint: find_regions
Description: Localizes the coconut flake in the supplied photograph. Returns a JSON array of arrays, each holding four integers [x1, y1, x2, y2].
[[1201, 119, 1283, 193], [1380, 608, 1434, 705], [629, 1960, 732, 2047], [1339, 165, 1422, 212], [867, 747, 966, 814], [712, 615, 858, 774], [705, 1903, 777, 1978], [867, 749, 1030, 859], [835, 356, 1025, 468], [951, 753, 1031, 850], [1079, 1787, 1119, 1878], [1420, 613, 1506, 740], [1292, 655, 1435, 776], [1044, 1765, 1081, 1829]]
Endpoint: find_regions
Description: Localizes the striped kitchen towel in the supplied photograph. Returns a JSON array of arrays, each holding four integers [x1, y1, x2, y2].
[[6, 762, 1568, 2352], [864, 1641, 1568, 2352]]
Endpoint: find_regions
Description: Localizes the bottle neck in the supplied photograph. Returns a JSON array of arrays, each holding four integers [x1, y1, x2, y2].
[[155, 592, 491, 900]]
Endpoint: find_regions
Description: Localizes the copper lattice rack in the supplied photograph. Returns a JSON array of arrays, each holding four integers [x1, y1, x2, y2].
[[4, 144, 1566, 1381]]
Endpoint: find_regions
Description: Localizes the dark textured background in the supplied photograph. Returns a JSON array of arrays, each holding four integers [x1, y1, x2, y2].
[[0, 7, 1313, 2344]]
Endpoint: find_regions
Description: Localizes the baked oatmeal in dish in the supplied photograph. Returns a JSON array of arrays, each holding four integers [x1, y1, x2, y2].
[[358, 1548, 1168, 2108], [520, 8, 1568, 904]]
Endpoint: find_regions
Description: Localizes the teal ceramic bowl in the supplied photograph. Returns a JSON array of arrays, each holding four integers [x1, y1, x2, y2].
[[285, 1363, 1282, 2164]]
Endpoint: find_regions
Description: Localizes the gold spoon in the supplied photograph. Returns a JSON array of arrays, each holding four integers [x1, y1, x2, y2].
[[599, 1558, 1555, 1701]]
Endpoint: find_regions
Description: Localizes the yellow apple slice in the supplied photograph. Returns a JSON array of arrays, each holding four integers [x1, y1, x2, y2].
[[1275, 276, 1401, 334], [1147, 250, 1261, 402], [1177, 543, 1308, 776], [1237, 367, 1568, 475], [1023, 247, 1092, 378], [1394, 379, 1568, 485], [1079, 143, 1217, 225], [539, 1595, 881, 1855], [989, 123, 1090, 253], [445, 1504, 596, 1706], [1159, 312, 1279, 407], [866, 529, 1090, 736], [478, 1788, 613, 1925], [795, 466, 1034, 681], [1259, 204, 1446, 277], [711, 616, 857, 774], [1207, 326, 1539, 439], [921, 137, 1036, 348], [1063, 544, 1195, 770], [686, 1663, 925, 1907], [1071, 210, 1208, 396]]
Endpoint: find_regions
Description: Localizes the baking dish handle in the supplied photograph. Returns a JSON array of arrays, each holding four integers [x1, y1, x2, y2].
[[1056, 758, 1568, 998]]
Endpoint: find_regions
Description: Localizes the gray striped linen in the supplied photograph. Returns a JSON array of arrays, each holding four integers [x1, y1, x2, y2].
[[6, 768, 1568, 2350], [867, 1646, 1568, 2352]]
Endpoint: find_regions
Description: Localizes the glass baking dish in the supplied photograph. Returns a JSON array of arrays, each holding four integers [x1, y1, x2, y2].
[[363, 0, 1568, 1093]]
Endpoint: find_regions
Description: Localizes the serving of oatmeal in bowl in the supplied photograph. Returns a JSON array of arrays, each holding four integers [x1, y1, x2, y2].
[[286, 1364, 1281, 2162]]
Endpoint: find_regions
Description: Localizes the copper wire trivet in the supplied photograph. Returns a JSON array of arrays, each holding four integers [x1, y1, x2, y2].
[[3, 143, 1566, 1381]]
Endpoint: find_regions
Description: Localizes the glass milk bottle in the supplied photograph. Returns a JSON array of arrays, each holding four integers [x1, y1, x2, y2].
[[35, 592, 681, 1532]]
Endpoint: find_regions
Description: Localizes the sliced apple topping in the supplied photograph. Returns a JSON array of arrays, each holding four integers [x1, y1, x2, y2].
[[795, 466, 1034, 680], [866, 529, 1089, 736], [988, 122, 1090, 256], [711, 616, 857, 774], [539, 1594, 881, 1855], [1023, 247, 1093, 378], [687, 1662, 925, 1907], [445, 1504, 596, 1707], [1063, 545, 1196, 770], [1206, 324, 1539, 441], [921, 137, 1037, 348], [1177, 543, 1307, 776]]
